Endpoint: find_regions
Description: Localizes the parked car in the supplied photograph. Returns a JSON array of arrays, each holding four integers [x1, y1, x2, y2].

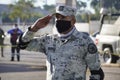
[[96, 12, 120, 63]]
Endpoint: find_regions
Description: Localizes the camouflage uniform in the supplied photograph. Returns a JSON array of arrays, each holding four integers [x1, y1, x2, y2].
[[19, 27, 104, 80]]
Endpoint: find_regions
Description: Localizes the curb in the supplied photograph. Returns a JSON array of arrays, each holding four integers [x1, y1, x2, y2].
[[101, 63, 120, 67]]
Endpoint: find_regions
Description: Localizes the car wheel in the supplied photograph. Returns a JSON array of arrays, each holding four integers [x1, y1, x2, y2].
[[103, 48, 118, 63], [111, 54, 119, 63], [103, 48, 112, 64]]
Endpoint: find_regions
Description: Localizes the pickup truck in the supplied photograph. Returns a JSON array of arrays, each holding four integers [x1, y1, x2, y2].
[[96, 24, 120, 63], [95, 13, 120, 63]]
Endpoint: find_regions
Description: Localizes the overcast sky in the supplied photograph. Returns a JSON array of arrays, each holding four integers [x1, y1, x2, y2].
[[0, 0, 55, 7]]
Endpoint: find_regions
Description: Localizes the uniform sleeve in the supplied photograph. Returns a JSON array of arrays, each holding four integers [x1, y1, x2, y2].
[[18, 30, 46, 53], [84, 36, 104, 80]]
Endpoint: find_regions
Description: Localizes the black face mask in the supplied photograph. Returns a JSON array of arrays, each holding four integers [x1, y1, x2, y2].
[[56, 20, 71, 33]]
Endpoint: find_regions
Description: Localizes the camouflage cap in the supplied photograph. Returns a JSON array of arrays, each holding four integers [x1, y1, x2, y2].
[[55, 5, 76, 16]]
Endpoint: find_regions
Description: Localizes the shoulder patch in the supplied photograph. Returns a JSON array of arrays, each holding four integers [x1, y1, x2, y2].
[[88, 43, 97, 54]]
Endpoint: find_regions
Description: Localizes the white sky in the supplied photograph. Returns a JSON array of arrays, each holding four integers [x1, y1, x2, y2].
[[0, 0, 56, 7], [0, 0, 94, 13]]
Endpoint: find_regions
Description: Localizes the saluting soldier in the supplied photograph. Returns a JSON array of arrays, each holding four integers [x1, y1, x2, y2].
[[18, 5, 104, 80]]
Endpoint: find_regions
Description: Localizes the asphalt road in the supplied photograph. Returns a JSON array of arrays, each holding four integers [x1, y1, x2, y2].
[[0, 47, 120, 80]]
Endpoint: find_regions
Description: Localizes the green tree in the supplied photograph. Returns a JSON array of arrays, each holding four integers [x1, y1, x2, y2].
[[76, 0, 87, 10], [91, 0, 120, 14], [90, 0, 100, 20], [76, 0, 88, 22], [9, 0, 40, 23], [43, 4, 55, 14]]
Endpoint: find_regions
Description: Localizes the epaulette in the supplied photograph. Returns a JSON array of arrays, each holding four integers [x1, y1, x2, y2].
[[82, 32, 90, 39], [82, 32, 89, 36]]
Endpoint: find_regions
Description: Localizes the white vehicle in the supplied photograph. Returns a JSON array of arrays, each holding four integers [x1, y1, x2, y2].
[[96, 24, 120, 63], [96, 12, 120, 63]]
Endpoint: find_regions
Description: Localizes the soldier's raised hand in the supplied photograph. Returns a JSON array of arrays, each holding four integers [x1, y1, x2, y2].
[[30, 15, 52, 32]]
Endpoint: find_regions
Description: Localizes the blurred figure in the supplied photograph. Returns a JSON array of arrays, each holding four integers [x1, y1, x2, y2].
[[7, 24, 23, 61], [0, 27, 5, 57]]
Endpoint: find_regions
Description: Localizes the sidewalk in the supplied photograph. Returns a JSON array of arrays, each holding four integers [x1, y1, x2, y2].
[[0, 47, 120, 80], [0, 47, 47, 80]]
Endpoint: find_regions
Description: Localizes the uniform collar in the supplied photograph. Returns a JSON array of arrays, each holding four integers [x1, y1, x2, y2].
[[59, 27, 80, 41], [60, 27, 75, 38]]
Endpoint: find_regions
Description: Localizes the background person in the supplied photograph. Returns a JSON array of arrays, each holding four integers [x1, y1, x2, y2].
[[18, 5, 104, 80], [0, 27, 5, 57], [7, 24, 23, 61]]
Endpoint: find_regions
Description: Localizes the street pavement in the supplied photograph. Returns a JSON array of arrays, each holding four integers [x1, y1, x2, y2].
[[0, 47, 120, 80], [0, 47, 47, 80]]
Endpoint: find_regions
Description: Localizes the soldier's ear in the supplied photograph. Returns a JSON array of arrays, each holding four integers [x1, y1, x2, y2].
[[71, 15, 76, 25]]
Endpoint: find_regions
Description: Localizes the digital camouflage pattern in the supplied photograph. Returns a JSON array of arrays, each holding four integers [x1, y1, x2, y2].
[[21, 28, 101, 80]]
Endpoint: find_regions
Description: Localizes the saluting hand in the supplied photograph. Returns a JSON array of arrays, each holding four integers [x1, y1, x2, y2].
[[30, 15, 52, 32]]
